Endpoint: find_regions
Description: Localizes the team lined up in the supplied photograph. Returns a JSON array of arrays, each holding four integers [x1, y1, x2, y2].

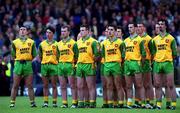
[[10, 20, 177, 110]]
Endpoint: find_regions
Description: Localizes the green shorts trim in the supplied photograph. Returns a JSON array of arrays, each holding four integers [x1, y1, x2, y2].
[[14, 60, 33, 76], [153, 61, 174, 74], [58, 62, 74, 76], [100, 63, 104, 76], [104, 62, 122, 76], [41, 64, 58, 76], [124, 60, 142, 76], [142, 60, 152, 73], [76, 63, 95, 77]]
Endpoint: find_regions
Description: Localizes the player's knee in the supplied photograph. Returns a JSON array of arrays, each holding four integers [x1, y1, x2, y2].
[[135, 83, 143, 89], [107, 82, 113, 89], [12, 84, 19, 90], [70, 84, 76, 89], [43, 84, 49, 89]]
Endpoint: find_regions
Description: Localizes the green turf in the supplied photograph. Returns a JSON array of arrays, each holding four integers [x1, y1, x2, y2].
[[0, 97, 179, 113]]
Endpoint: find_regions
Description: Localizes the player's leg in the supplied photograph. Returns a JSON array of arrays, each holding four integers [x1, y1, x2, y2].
[[114, 76, 124, 108], [125, 76, 133, 108], [101, 76, 108, 108], [153, 74, 163, 109], [58, 76, 67, 107], [101, 63, 108, 108], [25, 75, 36, 107], [10, 75, 22, 107], [134, 73, 145, 108], [163, 62, 176, 110], [41, 76, 49, 107], [153, 62, 163, 109], [10, 61, 23, 107], [143, 72, 154, 108], [113, 82, 118, 108], [83, 81, 89, 107], [105, 76, 114, 108], [24, 61, 36, 107], [86, 76, 96, 108], [77, 77, 85, 108], [68, 76, 78, 108], [50, 75, 58, 107]]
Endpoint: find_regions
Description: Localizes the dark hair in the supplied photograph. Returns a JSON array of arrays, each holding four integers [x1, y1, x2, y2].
[[19, 25, 28, 30], [128, 22, 137, 27], [62, 25, 71, 31], [80, 24, 89, 30], [158, 19, 168, 27], [107, 24, 116, 30], [117, 26, 124, 34], [46, 26, 55, 34], [137, 21, 146, 27]]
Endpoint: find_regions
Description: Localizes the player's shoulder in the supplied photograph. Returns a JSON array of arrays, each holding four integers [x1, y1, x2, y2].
[[167, 33, 175, 40], [153, 35, 159, 41], [146, 34, 152, 40], [124, 36, 130, 42], [116, 38, 123, 43], [27, 38, 35, 43], [12, 38, 19, 43]]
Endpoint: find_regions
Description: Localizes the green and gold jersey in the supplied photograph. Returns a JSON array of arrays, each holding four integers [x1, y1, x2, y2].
[[101, 38, 125, 62], [77, 36, 99, 63], [141, 33, 152, 60], [11, 38, 37, 60], [152, 33, 177, 62], [39, 40, 59, 64], [124, 35, 146, 61], [58, 38, 78, 63]]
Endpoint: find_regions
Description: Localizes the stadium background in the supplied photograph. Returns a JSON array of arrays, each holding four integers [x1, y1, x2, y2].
[[0, 0, 180, 97]]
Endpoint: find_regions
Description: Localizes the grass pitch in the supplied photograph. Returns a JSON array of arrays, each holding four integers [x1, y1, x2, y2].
[[0, 97, 179, 113]]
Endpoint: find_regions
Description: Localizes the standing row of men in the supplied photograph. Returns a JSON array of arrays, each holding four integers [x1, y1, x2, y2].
[[9, 19, 177, 110]]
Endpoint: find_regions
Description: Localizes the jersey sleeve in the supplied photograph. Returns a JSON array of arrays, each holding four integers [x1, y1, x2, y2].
[[171, 39, 178, 57], [38, 44, 42, 59], [32, 42, 37, 58], [148, 39, 153, 55], [140, 40, 146, 58], [92, 41, 99, 57], [73, 43, 78, 59], [120, 42, 126, 59], [11, 43, 16, 59]]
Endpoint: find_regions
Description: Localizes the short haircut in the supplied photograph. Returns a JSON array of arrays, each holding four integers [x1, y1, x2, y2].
[[61, 25, 70, 31], [80, 24, 89, 30], [107, 24, 116, 30], [128, 22, 137, 27], [158, 19, 168, 27], [46, 26, 55, 34], [116, 26, 124, 34]]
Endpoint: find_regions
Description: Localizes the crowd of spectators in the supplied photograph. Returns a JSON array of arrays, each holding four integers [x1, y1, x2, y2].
[[0, 0, 180, 95]]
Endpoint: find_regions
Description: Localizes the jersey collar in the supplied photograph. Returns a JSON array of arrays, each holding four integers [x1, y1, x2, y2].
[[108, 37, 117, 43], [62, 37, 71, 43], [159, 32, 169, 38], [46, 39, 55, 45], [82, 36, 90, 42], [129, 33, 138, 40]]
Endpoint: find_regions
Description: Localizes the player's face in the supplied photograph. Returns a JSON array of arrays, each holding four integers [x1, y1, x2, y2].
[[80, 27, 88, 38], [155, 24, 160, 35], [108, 26, 115, 37], [128, 24, 135, 34], [19, 27, 28, 36], [46, 30, 54, 40], [137, 24, 144, 35], [105, 28, 108, 37], [116, 29, 122, 38], [159, 21, 166, 32], [61, 28, 69, 39]]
